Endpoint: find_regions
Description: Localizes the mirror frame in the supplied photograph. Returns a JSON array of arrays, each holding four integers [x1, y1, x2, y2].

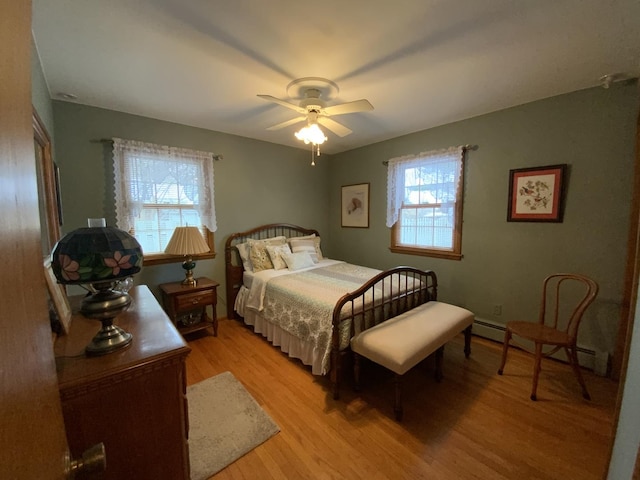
[[33, 108, 61, 251]]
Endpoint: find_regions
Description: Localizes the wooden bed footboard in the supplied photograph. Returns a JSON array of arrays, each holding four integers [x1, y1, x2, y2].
[[330, 266, 438, 399], [224, 223, 319, 319]]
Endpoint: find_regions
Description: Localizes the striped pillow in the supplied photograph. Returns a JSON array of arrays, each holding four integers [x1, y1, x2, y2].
[[289, 238, 318, 263]]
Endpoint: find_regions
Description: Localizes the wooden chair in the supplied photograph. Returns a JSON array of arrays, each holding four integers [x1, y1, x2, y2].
[[497, 273, 599, 401]]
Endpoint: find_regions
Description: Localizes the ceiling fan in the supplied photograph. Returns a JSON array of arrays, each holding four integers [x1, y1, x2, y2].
[[258, 77, 374, 138]]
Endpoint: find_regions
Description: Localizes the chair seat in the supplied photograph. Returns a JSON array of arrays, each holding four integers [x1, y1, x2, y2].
[[507, 321, 573, 346], [498, 274, 598, 401]]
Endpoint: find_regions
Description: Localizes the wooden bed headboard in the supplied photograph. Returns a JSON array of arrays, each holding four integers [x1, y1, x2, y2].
[[224, 223, 320, 319]]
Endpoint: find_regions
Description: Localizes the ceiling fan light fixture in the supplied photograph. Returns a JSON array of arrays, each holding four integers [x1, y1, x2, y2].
[[294, 123, 327, 146]]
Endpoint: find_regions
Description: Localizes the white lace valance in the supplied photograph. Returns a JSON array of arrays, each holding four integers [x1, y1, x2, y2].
[[386, 146, 463, 228], [113, 137, 217, 233]]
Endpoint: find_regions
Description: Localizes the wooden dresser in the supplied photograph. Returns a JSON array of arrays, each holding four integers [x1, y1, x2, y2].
[[54, 286, 191, 479]]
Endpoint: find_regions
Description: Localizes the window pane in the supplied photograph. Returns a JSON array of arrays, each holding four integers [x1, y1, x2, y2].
[[399, 206, 454, 249], [134, 206, 201, 254]]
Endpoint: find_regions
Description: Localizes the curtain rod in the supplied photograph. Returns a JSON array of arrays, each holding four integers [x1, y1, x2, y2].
[[381, 144, 478, 166], [94, 138, 223, 161]]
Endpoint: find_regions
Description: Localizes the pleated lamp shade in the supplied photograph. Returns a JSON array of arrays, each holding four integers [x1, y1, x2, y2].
[[165, 226, 210, 286], [165, 226, 210, 256]]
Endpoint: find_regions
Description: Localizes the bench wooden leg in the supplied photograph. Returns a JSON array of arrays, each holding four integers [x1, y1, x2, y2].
[[464, 325, 472, 358], [394, 374, 403, 421], [353, 353, 362, 392], [435, 346, 444, 382]]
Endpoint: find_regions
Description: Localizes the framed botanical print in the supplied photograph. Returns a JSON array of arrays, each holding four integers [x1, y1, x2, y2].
[[507, 164, 567, 222], [341, 183, 370, 228]]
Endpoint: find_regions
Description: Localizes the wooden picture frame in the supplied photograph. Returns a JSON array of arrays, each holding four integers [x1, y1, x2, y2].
[[44, 258, 72, 335], [53, 162, 64, 226], [341, 183, 370, 228], [507, 164, 567, 222]]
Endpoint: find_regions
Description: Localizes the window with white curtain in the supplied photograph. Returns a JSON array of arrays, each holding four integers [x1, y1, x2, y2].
[[386, 146, 465, 260], [112, 138, 217, 262]]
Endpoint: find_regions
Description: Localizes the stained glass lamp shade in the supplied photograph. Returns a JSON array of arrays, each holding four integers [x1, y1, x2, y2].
[[51, 220, 143, 355]]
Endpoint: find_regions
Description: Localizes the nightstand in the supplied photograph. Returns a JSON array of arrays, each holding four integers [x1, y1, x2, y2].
[[159, 277, 219, 337]]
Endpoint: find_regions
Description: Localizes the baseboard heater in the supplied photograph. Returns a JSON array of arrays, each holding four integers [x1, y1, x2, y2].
[[471, 317, 609, 376]]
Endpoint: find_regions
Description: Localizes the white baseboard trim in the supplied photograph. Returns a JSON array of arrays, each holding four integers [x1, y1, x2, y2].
[[472, 317, 606, 374]]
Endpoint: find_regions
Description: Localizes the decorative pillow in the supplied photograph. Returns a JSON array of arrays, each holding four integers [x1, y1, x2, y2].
[[282, 251, 315, 271], [248, 235, 287, 247], [311, 236, 324, 261], [289, 237, 319, 263], [236, 242, 253, 272], [287, 234, 323, 261], [287, 233, 316, 241], [266, 244, 292, 270], [249, 242, 274, 272], [247, 236, 287, 272]]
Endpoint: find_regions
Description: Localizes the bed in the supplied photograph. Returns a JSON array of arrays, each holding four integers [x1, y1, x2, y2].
[[224, 223, 437, 395]]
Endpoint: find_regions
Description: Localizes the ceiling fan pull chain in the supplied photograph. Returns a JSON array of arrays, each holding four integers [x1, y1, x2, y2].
[[311, 146, 315, 166]]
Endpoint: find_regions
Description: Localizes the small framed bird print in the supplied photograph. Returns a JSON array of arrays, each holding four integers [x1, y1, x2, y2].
[[507, 164, 567, 222]]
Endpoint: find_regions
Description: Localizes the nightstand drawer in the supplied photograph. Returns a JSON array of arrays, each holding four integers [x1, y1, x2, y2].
[[175, 290, 216, 311]]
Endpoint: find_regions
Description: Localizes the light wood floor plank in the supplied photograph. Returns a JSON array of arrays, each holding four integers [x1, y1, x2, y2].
[[185, 318, 617, 480]]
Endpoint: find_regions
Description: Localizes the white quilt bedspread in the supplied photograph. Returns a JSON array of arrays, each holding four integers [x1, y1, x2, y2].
[[244, 260, 381, 374]]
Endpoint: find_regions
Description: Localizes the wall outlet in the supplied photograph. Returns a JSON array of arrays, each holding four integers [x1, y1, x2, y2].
[[493, 304, 502, 316]]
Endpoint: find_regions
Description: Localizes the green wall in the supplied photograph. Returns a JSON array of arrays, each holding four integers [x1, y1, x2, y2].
[[51, 102, 331, 316], [329, 82, 639, 359], [50, 83, 638, 358], [31, 38, 54, 137]]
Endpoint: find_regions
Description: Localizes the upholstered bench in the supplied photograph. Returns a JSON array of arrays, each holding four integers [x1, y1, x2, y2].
[[350, 301, 475, 421]]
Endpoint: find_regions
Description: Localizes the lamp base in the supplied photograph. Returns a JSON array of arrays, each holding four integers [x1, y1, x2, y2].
[[182, 271, 197, 286], [182, 257, 197, 286], [85, 324, 133, 356], [81, 284, 134, 356]]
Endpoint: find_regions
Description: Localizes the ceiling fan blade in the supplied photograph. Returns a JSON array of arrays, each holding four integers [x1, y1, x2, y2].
[[266, 116, 306, 131], [257, 94, 305, 113], [323, 99, 374, 116], [318, 117, 352, 137]]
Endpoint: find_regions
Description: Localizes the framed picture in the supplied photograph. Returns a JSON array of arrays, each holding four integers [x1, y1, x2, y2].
[[54, 162, 64, 226], [507, 164, 567, 222], [341, 183, 370, 228], [44, 258, 72, 335]]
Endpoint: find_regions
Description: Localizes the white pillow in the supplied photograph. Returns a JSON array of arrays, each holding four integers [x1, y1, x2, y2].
[[236, 242, 253, 271], [248, 235, 287, 247], [289, 237, 319, 263], [282, 252, 315, 271], [311, 236, 324, 261], [287, 233, 316, 241], [266, 244, 292, 270]]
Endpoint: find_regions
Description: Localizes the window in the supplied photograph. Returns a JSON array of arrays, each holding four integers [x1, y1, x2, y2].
[[386, 146, 464, 260], [113, 138, 217, 265]]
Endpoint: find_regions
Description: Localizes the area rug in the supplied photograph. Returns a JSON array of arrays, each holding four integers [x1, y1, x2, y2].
[[187, 371, 280, 479]]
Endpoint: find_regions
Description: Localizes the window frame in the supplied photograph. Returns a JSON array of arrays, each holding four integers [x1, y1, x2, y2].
[[388, 147, 465, 260]]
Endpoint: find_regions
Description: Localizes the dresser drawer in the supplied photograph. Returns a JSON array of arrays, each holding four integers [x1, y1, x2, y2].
[[175, 290, 216, 311]]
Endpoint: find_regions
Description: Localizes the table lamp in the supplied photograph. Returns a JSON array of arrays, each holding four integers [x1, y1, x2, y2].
[[50, 218, 143, 355], [164, 226, 210, 286]]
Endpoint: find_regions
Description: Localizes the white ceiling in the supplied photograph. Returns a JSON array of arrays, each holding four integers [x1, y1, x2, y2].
[[32, 0, 640, 155]]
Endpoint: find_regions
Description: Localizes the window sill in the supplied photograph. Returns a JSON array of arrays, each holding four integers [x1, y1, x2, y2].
[[389, 246, 462, 261], [141, 251, 216, 267]]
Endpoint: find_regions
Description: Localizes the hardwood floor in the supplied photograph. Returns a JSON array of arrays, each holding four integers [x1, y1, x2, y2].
[[185, 318, 618, 480]]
